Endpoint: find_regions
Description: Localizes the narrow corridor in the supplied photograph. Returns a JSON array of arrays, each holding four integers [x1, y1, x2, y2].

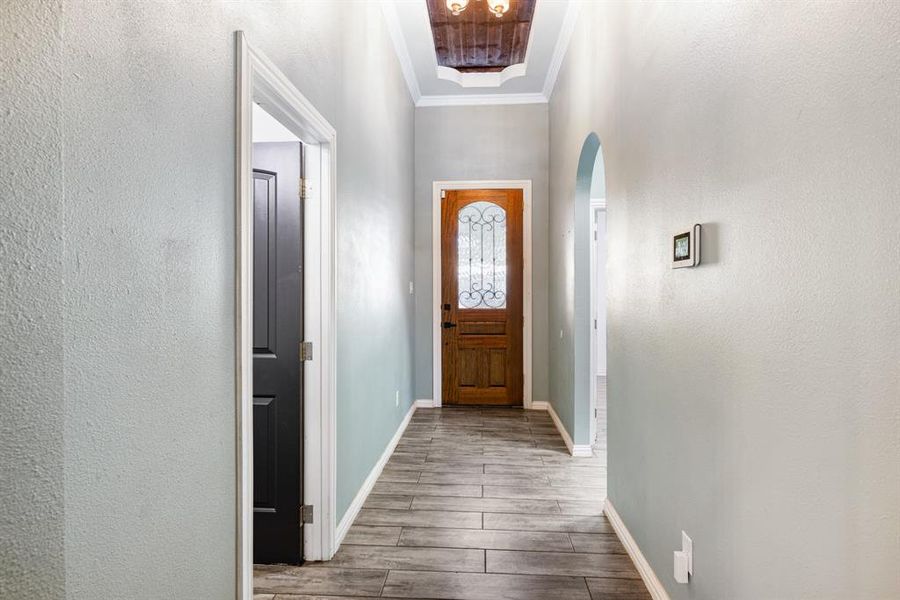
[[254, 407, 649, 599]]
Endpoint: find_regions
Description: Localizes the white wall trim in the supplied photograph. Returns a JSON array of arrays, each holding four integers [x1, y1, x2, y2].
[[335, 402, 418, 547], [542, 0, 582, 100], [546, 401, 573, 454], [529, 401, 549, 411], [235, 31, 338, 599], [546, 401, 593, 457], [380, 0, 422, 103], [380, 0, 569, 107], [436, 63, 528, 88], [589, 199, 606, 445], [417, 93, 548, 107], [433, 0, 534, 91], [605, 500, 672, 600], [432, 180, 533, 410], [415, 399, 436, 408]]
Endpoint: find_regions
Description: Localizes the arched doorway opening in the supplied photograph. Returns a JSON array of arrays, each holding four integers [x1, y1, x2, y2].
[[574, 133, 607, 471]]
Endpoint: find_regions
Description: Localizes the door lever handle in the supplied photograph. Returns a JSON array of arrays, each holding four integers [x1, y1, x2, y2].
[[441, 322, 457, 329]]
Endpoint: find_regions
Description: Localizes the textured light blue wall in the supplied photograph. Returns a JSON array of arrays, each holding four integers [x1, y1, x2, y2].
[[335, 2, 416, 520], [3, 2, 414, 597], [549, 2, 900, 598], [590, 151, 606, 200], [0, 3, 65, 597], [572, 135, 603, 444], [548, 132, 602, 444], [413, 104, 550, 405]]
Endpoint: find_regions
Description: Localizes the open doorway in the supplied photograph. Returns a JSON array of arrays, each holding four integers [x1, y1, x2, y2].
[[235, 32, 337, 599], [575, 133, 607, 470], [250, 105, 305, 565], [588, 150, 607, 455]]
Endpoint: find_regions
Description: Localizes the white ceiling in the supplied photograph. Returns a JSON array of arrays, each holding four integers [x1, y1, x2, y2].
[[382, 0, 580, 106], [253, 103, 301, 143]]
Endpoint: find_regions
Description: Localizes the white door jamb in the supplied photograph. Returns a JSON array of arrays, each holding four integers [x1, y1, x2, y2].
[[589, 198, 606, 444], [235, 31, 338, 600]]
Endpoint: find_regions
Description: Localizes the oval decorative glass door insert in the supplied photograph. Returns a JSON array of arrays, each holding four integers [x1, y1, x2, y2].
[[457, 200, 507, 309]]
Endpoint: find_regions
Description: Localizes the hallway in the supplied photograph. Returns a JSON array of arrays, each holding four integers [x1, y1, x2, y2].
[[254, 407, 648, 599]]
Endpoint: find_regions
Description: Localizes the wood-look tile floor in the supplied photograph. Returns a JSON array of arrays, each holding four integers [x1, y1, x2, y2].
[[254, 407, 650, 600]]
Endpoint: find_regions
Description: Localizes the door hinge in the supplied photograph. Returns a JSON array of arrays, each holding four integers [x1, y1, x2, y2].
[[299, 341, 313, 361], [300, 504, 314, 524], [299, 178, 311, 200], [441, 189, 446, 199]]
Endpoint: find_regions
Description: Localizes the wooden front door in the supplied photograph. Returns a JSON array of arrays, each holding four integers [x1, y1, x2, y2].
[[441, 189, 524, 406], [252, 142, 304, 565]]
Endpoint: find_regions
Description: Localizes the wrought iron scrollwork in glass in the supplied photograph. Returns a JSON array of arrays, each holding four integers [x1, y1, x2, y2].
[[457, 201, 507, 309]]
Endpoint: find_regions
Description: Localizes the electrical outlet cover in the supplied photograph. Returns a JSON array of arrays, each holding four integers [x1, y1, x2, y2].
[[682, 531, 693, 575], [674, 551, 689, 584]]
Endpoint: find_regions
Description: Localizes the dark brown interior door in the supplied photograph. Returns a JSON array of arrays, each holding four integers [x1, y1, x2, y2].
[[252, 141, 304, 565], [441, 189, 523, 406]]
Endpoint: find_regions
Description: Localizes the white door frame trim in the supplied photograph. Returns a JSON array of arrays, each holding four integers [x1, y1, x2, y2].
[[431, 180, 533, 409], [235, 31, 338, 599], [589, 198, 606, 445]]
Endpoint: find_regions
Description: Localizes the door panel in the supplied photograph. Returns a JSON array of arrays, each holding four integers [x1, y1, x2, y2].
[[253, 173, 277, 355], [441, 189, 523, 406], [253, 396, 277, 510], [252, 142, 304, 565], [489, 350, 506, 386]]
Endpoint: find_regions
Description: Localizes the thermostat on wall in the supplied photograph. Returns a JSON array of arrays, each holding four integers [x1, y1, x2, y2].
[[672, 224, 701, 268]]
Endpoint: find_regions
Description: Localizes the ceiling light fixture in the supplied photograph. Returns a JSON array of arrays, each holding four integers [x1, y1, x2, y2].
[[485, 0, 510, 18], [445, 0, 509, 18], [446, 0, 469, 16]]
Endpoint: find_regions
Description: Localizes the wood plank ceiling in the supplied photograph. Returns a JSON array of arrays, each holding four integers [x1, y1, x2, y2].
[[426, 0, 537, 73]]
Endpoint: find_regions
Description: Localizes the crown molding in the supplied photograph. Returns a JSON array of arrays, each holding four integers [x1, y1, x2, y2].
[[542, 0, 582, 100], [436, 62, 528, 88], [416, 92, 548, 107], [382, 0, 576, 108], [380, 0, 422, 103]]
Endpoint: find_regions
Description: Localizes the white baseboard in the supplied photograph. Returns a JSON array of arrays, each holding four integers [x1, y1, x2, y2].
[[545, 402, 573, 453], [571, 444, 593, 457], [604, 500, 671, 600], [335, 402, 417, 547], [415, 399, 435, 408], [544, 401, 593, 457], [529, 401, 549, 410]]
